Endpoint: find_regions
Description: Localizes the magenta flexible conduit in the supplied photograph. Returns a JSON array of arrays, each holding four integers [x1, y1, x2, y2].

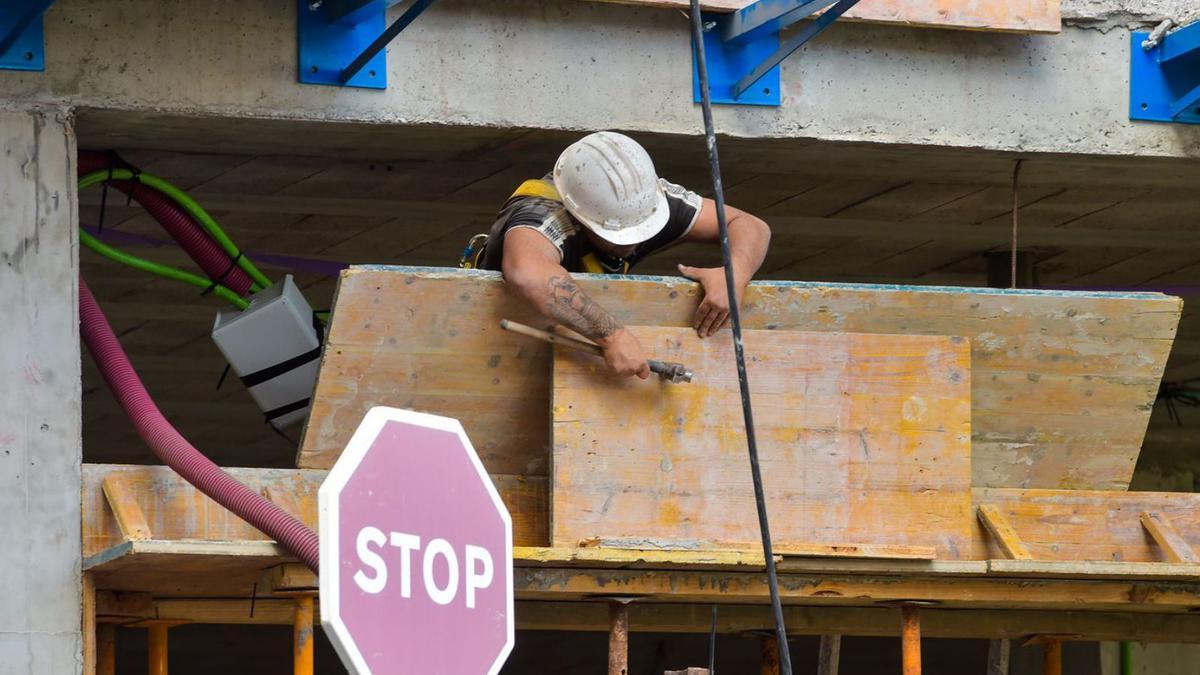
[[78, 151, 255, 295], [81, 277, 319, 572]]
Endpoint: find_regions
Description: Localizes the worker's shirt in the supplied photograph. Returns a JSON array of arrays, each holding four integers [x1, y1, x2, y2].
[[478, 175, 703, 274]]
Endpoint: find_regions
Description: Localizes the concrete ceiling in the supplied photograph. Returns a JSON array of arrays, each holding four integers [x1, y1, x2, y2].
[[75, 110, 1200, 483]]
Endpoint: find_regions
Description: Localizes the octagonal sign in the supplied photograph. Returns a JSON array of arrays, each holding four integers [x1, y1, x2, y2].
[[319, 407, 514, 675]]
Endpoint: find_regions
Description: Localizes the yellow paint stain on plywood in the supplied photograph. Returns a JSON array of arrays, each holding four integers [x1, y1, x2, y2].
[[552, 327, 974, 558]]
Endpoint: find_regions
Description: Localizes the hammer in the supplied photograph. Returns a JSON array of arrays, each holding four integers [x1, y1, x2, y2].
[[500, 319, 694, 383]]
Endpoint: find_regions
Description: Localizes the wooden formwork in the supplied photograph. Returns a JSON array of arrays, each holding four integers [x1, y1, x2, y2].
[[81, 268, 1198, 670]]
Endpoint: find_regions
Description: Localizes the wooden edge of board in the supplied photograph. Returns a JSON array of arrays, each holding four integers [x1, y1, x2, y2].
[[515, 546, 769, 569], [118, 600, 1200, 642], [101, 474, 153, 541], [1140, 511, 1200, 564], [261, 563, 319, 594], [585, 0, 1063, 34], [774, 543, 937, 560], [84, 539, 291, 571], [987, 559, 1200, 581], [776, 559, 987, 576], [977, 504, 1034, 560]]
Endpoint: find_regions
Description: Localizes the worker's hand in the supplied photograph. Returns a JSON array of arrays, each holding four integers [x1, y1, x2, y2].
[[595, 328, 651, 379], [678, 264, 745, 338]]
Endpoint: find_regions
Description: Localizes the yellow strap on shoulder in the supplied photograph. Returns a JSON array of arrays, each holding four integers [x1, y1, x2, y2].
[[581, 253, 605, 275], [511, 179, 561, 202], [581, 253, 630, 275]]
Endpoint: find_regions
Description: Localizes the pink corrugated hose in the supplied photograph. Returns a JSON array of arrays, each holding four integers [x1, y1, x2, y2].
[[80, 277, 319, 572], [78, 151, 255, 295]]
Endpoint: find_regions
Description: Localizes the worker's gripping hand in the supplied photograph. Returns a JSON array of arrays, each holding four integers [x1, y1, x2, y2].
[[678, 264, 745, 338], [595, 328, 651, 379]]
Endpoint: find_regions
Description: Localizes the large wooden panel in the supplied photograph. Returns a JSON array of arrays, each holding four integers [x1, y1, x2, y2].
[[591, 0, 1061, 34], [300, 268, 1180, 490], [552, 327, 973, 557]]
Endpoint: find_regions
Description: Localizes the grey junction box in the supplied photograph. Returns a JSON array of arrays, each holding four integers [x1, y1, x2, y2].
[[211, 275, 323, 430]]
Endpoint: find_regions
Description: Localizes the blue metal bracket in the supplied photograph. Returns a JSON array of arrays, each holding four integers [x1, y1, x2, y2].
[[693, 0, 862, 106], [1130, 21, 1200, 125], [0, 1, 55, 72], [297, 0, 436, 89]]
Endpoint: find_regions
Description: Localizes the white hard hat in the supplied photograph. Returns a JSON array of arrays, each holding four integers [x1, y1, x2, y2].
[[553, 131, 669, 247]]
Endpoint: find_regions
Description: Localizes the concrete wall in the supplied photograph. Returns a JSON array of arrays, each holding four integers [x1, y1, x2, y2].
[[0, 0, 1196, 159], [0, 107, 81, 674]]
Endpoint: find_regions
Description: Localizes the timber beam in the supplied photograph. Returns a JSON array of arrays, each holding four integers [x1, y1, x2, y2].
[[110, 599, 1200, 644]]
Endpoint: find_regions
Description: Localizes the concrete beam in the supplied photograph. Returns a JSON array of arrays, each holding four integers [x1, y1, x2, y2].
[[0, 0, 1196, 159], [0, 107, 82, 673]]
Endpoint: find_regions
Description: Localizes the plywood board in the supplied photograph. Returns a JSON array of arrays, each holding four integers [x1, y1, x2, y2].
[[301, 268, 1180, 491], [589, 0, 1061, 34], [552, 327, 973, 557], [81, 464, 549, 559], [971, 488, 1200, 563]]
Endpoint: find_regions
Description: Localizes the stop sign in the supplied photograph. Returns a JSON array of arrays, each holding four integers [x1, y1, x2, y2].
[[319, 407, 514, 675]]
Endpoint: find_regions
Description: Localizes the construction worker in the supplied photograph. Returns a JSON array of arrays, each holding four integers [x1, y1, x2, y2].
[[463, 131, 771, 379]]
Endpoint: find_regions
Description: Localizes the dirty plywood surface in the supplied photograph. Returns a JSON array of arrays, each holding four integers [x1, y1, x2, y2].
[[591, 0, 1061, 34], [299, 268, 1179, 491], [552, 327, 974, 557], [82, 464, 549, 561], [971, 488, 1200, 563]]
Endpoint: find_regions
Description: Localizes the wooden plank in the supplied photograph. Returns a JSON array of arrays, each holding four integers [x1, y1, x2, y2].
[[774, 559, 987, 575], [83, 572, 97, 675], [101, 475, 153, 541], [142, 599, 1200, 643], [588, 0, 1061, 34], [514, 546, 768, 569], [513, 567, 1200, 611], [776, 543, 936, 560], [580, 537, 936, 560], [970, 489, 1200, 562], [97, 624, 116, 675], [978, 504, 1033, 560], [1141, 511, 1200, 564], [987, 559, 1200, 580], [96, 591, 155, 621], [82, 464, 549, 560], [83, 464, 1200, 570], [987, 639, 1010, 675], [818, 634, 841, 675], [301, 268, 1180, 491], [83, 538, 1200, 611], [552, 327, 974, 558]]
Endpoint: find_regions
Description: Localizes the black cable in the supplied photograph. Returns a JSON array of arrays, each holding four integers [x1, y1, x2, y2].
[[687, 4, 792, 674]]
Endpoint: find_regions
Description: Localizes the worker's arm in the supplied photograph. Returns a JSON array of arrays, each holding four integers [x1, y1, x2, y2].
[[677, 199, 772, 337], [501, 227, 650, 379]]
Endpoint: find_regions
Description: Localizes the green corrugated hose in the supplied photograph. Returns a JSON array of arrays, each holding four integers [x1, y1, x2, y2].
[[1121, 641, 1133, 675], [79, 168, 272, 291], [79, 229, 250, 311]]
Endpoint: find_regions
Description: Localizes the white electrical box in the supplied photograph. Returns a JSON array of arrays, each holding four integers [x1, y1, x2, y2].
[[212, 275, 323, 430]]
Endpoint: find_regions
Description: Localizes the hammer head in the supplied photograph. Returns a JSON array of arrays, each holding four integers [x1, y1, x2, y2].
[[649, 360, 694, 384]]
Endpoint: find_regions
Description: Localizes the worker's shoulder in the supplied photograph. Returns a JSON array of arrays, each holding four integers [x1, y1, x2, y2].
[[498, 195, 578, 249], [659, 178, 702, 209]]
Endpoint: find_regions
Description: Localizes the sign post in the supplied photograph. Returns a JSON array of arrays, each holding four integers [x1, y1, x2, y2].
[[319, 407, 515, 675]]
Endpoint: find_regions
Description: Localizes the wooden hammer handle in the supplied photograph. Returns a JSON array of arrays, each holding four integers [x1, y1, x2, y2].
[[500, 319, 603, 357]]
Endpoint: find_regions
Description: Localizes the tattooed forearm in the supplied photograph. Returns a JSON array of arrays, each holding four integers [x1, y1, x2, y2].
[[545, 275, 622, 340]]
